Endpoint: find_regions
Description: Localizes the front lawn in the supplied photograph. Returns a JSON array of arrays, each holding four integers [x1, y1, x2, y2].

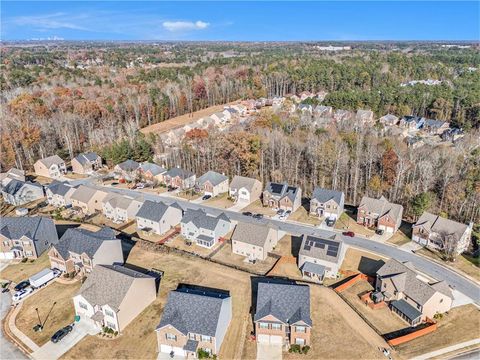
[[0, 252, 51, 284]]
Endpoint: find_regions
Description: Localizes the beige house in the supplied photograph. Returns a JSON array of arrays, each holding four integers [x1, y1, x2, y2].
[[231, 222, 283, 261], [136, 200, 183, 236], [357, 195, 403, 233], [156, 287, 232, 358], [71, 152, 102, 174], [229, 176, 262, 204], [102, 193, 143, 223], [70, 185, 109, 215], [34, 155, 66, 179], [375, 259, 453, 325], [73, 265, 157, 332], [46, 182, 77, 207], [262, 182, 302, 212], [196, 171, 229, 197]]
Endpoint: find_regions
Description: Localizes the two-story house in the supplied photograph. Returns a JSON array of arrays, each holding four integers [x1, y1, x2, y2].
[[195, 171, 229, 197], [398, 116, 425, 131], [70, 185, 109, 215], [156, 286, 232, 358], [0, 168, 25, 187], [113, 160, 140, 182], [412, 212, 473, 254], [422, 119, 450, 135], [164, 168, 196, 190], [49, 227, 123, 275], [231, 222, 284, 262], [46, 181, 77, 208], [356, 109, 375, 126], [73, 264, 157, 332], [262, 182, 302, 212], [379, 114, 399, 126], [1, 179, 44, 206], [357, 195, 403, 233], [229, 176, 262, 204], [375, 259, 453, 326], [137, 162, 167, 183], [71, 152, 102, 174], [102, 194, 144, 223], [0, 217, 58, 259], [180, 209, 231, 248], [34, 155, 67, 179], [254, 281, 312, 348], [298, 234, 346, 283], [136, 200, 183, 236], [309, 187, 345, 220]]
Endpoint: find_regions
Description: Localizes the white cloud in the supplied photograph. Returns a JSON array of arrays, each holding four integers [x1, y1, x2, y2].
[[12, 13, 89, 31], [162, 20, 210, 32]]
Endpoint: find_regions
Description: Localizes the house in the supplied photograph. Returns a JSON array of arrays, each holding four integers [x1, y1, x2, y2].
[[0, 217, 58, 259], [334, 109, 354, 123], [102, 194, 144, 223], [254, 281, 312, 348], [156, 287, 232, 358], [309, 187, 344, 220], [412, 212, 473, 254], [49, 227, 123, 274], [229, 176, 262, 204], [46, 182, 77, 207], [1, 179, 44, 206], [164, 168, 196, 190], [375, 259, 453, 325], [137, 162, 167, 183], [357, 195, 403, 233], [441, 128, 464, 142], [34, 155, 66, 179], [70, 185, 109, 215], [180, 209, 231, 248], [313, 105, 333, 119], [196, 171, 229, 197], [0, 168, 25, 187], [231, 222, 284, 261], [423, 119, 450, 135], [136, 200, 183, 236], [298, 234, 345, 283], [71, 152, 102, 174], [73, 264, 157, 332], [398, 116, 425, 131], [356, 109, 375, 126], [262, 182, 302, 212], [297, 104, 313, 116], [379, 114, 399, 126], [113, 160, 140, 182]]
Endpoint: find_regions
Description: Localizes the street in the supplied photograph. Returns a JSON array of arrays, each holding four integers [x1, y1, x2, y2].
[[0, 291, 27, 360]]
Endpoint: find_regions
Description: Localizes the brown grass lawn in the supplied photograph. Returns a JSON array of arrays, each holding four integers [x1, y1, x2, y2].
[[288, 206, 322, 226], [335, 213, 375, 238], [387, 232, 411, 246], [243, 199, 277, 217], [271, 235, 296, 257], [176, 190, 202, 201], [63, 245, 252, 360], [165, 234, 222, 257], [204, 193, 234, 209], [395, 304, 480, 358], [16, 281, 81, 347], [339, 247, 388, 277], [0, 252, 51, 284], [342, 281, 407, 334]]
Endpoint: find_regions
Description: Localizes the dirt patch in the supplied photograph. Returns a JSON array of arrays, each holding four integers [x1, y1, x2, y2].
[[267, 256, 302, 280]]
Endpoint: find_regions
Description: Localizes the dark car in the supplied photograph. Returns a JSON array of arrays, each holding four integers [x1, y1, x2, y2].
[[202, 194, 212, 201], [242, 211, 253, 216], [14, 280, 30, 292], [326, 218, 336, 227], [253, 213, 264, 219], [375, 229, 385, 235], [342, 231, 355, 237], [51, 325, 73, 343]]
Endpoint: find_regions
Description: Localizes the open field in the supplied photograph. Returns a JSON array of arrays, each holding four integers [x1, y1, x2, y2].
[[63, 245, 252, 360], [16, 281, 81, 347], [335, 212, 375, 238], [288, 206, 322, 226], [0, 253, 51, 284], [395, 304, 480, 358], [243, 199, 277, 217], [203, 193, 235, 209], [140, 103, 236, 135], [339, 247, 388, 277]]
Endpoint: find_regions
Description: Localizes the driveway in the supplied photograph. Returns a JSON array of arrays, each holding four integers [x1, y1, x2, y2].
[[31, 320, 99, 360], [0, 292, 27, 360], [257, 342, 282, 360]]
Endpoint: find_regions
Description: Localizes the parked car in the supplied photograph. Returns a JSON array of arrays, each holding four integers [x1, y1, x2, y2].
[[51, 325, 73, 343], [14, 280, 30, 292], [253, 213, 264, 219], [276, 209, 285, 216], [242, 211, 253, 216], [375, 229, 385, 235], [326, 217, 336, 227], [110, 182, 119, 186], [52, 268, 62, 278], [12, 287, 33, 302], [342, 231, 355, 237], [136, 183, 145, 189], [285, 210, 291, 215], [202, 194, 212, 200]]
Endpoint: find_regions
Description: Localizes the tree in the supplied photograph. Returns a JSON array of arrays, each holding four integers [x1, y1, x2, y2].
[[410, 192, 433, 219]]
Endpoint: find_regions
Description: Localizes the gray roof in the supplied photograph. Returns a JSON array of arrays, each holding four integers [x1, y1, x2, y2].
[[47, 181, 76, 196], [165, 167, 194, 179], [300, 262, 326, 276], [37, 155, 64, 168], [30, 268, 54, 282], [136, 200, 182, 222], [197, 171, 228, 187], [254, 282, 312, 326], [311, 187, 343, 205], [74, 152, 100, 165], [380, 114, 399, 123], [230, 176, 261, 192], [78, 265, 153, 310], [359, 196, 403, 222], [391, 299, 422, 322], [54, 227, 117, 259], [2, 179, 42, 196], [0, 217, 58, 256], [299, 234, 343, 263], [105, 194, 143, 210], [414, 212, 469, 244], [231, 222, 275, 247], [184, 340, 198, 352], [424, 119, 449, 128], [401, 115, 425, 124], [264, 182, 300, 203], [181, 209, 230, 231], [116, 160, 140, 172], [139, 162, 166, 176], [70, 185, 105, 203], [157, 288, 230, 336]]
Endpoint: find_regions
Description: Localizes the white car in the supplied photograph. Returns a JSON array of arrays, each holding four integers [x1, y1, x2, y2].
[[12, 287, 33, 302], [136, 183, 145, 189]]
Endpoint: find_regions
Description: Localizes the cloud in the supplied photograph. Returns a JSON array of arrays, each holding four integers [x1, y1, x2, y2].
[[12, 13, 89, 31], [162, 20, 210, 32]]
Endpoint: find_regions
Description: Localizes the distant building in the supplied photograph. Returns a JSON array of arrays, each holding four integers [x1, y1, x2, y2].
[[34, 155, 66, 179], [2, 179, 44, 206], [71, 152, 102, 174]]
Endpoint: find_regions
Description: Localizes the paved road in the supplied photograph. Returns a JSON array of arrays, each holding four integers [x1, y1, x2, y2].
[[450, 349, 480, 360], [0, 292, 27, 360], [79, 181, 480, 303]]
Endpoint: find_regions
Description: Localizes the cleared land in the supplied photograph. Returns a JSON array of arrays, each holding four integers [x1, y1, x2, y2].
[[339, 247, 388, 277], [335, 212, 375, 238], [16, 281, 81, 347], [203, 193, 235, 209], [0, 253, 51, 284], [288, 206, 322, 226], [243, 200, 277, 217]]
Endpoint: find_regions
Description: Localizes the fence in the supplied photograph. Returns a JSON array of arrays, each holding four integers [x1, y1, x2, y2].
[[334, 273, 368, 292], [387, 320, 437, 346]]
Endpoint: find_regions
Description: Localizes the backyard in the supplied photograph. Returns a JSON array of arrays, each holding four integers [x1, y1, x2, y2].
[[0, 252, 51, 284], [339, 247, 388, 277]]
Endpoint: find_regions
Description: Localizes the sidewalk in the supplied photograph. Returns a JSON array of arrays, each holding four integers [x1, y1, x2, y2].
[[8, 302, 39, 352], [412, 339, 480, 360]]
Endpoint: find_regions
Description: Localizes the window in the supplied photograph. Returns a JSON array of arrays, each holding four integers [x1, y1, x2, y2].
[[201, 335, 212, 342], [296, 326, 306, 333], [105, 309, 114, 317], [79, 302, 88, 310], [106, 321, 116, 330], [189, 333, 196, 340], [23, 241, 30, 246], [440, 298, 443, 303], [25, 251, 33, 257], [271, 323, 281, 331], [3, 241, 9, 246], [166, 333, 177, 341], [295, 338, 306, 345], [259, 323, 268, 329]]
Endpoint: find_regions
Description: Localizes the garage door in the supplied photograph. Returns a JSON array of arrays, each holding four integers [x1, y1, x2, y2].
[[257, 334, 283, 344], [160, 345, 186, 357], [0, 252, 14, 260]]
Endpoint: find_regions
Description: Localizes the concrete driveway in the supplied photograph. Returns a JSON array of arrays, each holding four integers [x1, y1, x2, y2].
[[257, 343, 282, 360], [31, 320, 99, 360], [0, 292, 27, 360]]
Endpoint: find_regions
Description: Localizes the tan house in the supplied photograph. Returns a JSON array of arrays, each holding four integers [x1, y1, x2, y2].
[[164, 168, 196, 190], [113, 160, 140, 182], [357, 195, 403, 233], [136, 200, 183, 236], [195, 171, 229, 197], [309, 187, 345, 220], [229, 176, 262, 204], [423, 119, 450, 135], [73, 265, 157, 332], [46, 182, 77, 207], [262, 182, 302, 212], [231, 222, 283, 261], [254, 281, 312, 348], [156, 286, 232, 358], [375, 259, 453, 326], [102, 193, 144, 223], [48, 227, 123, 275], [70, 185, 109, 215], [356, 109, 375, 126], [34, 155, 66, 179], [137, 162, 167, 183], [71, 152, 102, 174], [412, 212, 473, 255]]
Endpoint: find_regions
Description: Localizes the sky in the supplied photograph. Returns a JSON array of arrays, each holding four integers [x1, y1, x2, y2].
[[1, 1, 479, 41]]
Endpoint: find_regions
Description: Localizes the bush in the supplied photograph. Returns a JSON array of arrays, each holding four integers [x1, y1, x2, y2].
[[197, 349, 213, 359], [302, 345, 310, 354], [21, 258, 28, 263], [289, 344, 301, 353], [113, 331, 118, 336]]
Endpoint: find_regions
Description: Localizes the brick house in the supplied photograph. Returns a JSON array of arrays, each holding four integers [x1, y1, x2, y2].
[[262, 182, 302, 212], [357, 195, 403, 233]]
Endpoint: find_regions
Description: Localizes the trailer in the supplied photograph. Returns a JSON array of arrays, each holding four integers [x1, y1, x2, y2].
[[29, 268, 55, 289]]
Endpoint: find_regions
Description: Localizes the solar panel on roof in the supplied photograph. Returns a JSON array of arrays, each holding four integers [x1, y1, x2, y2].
[[270, 183, 285, 194], [304, 245, 311, 251], [327, 249, 338, 257], [314, 242, 325, 249]]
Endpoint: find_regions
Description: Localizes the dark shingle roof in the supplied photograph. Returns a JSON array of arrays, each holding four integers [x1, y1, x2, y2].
[[300, 262, 326, 276], [196, 171, 228, 187], [165, 167, 194, 179], [116, 160, 140, 172], [139, 162, 166, 176], [181, 209, 230, 230], [136, 200, 182, 222], [264, 182, 300, 203], [391, 299, 422, 322], [311, 187, 343, 205], [3, 179, 42, 195], [299, 234, 343, 262], [54, 227, 116, 259], [47, 181, 76, 196], [157, 288, 230, 336], [74, 152, 100, 165]]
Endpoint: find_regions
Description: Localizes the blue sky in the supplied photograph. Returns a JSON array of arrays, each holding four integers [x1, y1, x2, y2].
[[2, 1, 479, 41]]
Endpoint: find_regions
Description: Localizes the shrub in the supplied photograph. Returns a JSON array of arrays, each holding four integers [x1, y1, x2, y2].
[[289, 344, 301, 353], [302, 345, 310, 354], [63, 273, 70, 278], [21, 258, 28, 263], [197, 349, 212, 359], [113, 331, 118, 336]]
